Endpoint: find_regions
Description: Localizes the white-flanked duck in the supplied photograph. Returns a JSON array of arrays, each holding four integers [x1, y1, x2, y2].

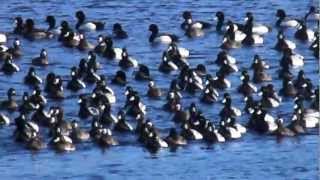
[[275, 9, 299, 27], [75, 10, 105, 31], [149, 24, 179, 44]]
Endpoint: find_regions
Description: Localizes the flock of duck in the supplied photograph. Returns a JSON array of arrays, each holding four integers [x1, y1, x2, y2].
[[0, 7, 319, 152]]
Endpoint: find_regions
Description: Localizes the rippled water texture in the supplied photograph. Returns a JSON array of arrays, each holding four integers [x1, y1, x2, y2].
[[0, 0, 318, 179]]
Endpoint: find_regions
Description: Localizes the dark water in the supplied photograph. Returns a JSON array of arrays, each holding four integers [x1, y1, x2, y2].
[[0, 0, 318, 179]]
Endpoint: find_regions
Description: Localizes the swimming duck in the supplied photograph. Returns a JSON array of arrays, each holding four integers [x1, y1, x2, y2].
[[92, 82, 116, 104], [180, 122, 203, 140], [75, 10, 105, 31], [99, 104, 118, 126], [77, 33, 94, 51], [31, 104, 53, 127], [287, 109, 306, 134], [78, 95, 99, 119], [94, 35, 106, 54], [279, 79, 297, 97], [214, 11, 225, 32], [212, 72, 231, 90], [32, 49, 49, 66], [215, 50, 237, 65], [114, 110, 133, 132], [1, 55, 20, 75], [294, 22, 315, 42], [8, 38, 22, 58], [158, 52, 178, 73], [13, 17, 24, 35], [29, 86, 47, 106], [253, 64, 272, 83], [165, 128, 187, 147], [19, 92, 38, 114], [294, 96, 319, 128], [278, 62, 293, 80], [241, 25, 264, 46], [70, 120, 90, 142], [219, 93, 242, 119], [103, 37, 122, 60], [244, 12, 271, 35], [135, 64, 152, 80], [24, 67, 42, 86], [97, 128, 119, 147], [46, 75, 64, 99], [149, 24, 179, 44], [45, 15, 61, 35], [111, 70, 127, 86], [181, 11, 211, 31], [218, 118, 243, 139], [147, 81, 162, 98], [1, 88, 18, 111], [259, 84, 282, 108], [275, 9, 299, 27], [0, 113, 10, 125], [237, 70, 257, 96], [171, 103, 189, 123], [280, 48, 304, 68], [248, 105, 278, 133], [163, 91, 180, 112], [274, 30, 296, 51], [50, 127, 76, 152], [118, 48, 138, 69], [272, 118, 295, 137], [67, 67, 86, 91], [23, 19, 51, 40], [224, 21, 247, 43], [304, 6, 320, 21], [203, 122, 225, 143], [217, 59, 238, 75], [201, 85, 219, 104], [166, 42, 190, 63], [87, 51, 100, 71], [144, 130, 168, 151], [243, 95, 258, 114], [62, 31, 80, 48], [112, 23, 128, 39], [125, 94, 146, 117], [84, 68, 101, 84], [14, 113, 39, 143]]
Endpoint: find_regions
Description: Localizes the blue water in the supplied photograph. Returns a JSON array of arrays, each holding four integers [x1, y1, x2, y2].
[[0, 0, 318, 179]]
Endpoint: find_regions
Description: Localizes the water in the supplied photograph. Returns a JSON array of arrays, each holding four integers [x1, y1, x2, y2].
[[0, 0, 318, 179]]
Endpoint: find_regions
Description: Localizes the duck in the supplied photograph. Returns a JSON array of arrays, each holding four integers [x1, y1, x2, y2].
[[181, 11, 211, 30], [14, 113, 39, 143], [287, 109, 306, 134], [118, 48, 138, 69], [114, 111, 133, 132], [99, 104, 118, 126], [46, 75, 64, 99], [241, 26, 264, 46], [87, 51, 100, 70], [97, 128, 119, 147], [24, 67, 42, 86], [244, 12, 271, 35], [163, 91, 180, 112], [32, 49, 49, 66], [70, 120, 90, 142], [75, 10, 105, 31], [243, 96, 258, 114], [45, 15, 61, 35], [62, 31, 80, 48], [274, 30, 296, 51], [92, 82, 116, 104], [144, 130, 168, 151], [215, 50, 237, 65], [279, 79, 297, 97], [171, 103, 189, 123], [272, 118, 295, 137], [259, 84, 282, 108], [77, 33, 94, 51], [219, 117, 245, 139], [158, 52, 178, 73], [26, 135, 46, 151], [1, 56, 20, 75], [250, 54, 269, 71], [165, 128, 187, 147], [214, 11, 225, 32], [147, 81, 162, 98], [50, 127, 76, 152], [278, 62, 293, 80], [275, 9, 299, 27], [253, 64, 272, 83], [224, 21, 247, 43], [13, 17, 24, 35], [125, 95, 146, 117], [294, 96, 319, 128], [103, 37, 122, 60], [201, 85, 219, 104], [29, 86, 47, 106], [84, 68, 101, 84], [0, 113, 10, 125], [7, 38, 22, 58], [304, 6, 320, 21], [19, 92, 38, 114], [180, 123, 203, 140], [149, 24, 179, 44], [67, 67, 86, 91], [248, 105, 278, 133], [94, 35, 106, 54], [78, 95, 99, 119], [23, 19, 51, 40], [217, 59, 238, 75], [219, 93, 242, 119], [280, 48, 304, 68], [111, 70, 127, 86], [237, 70, 257, 96], [31, 104, 53, 127], [294, 22, 315, 42], [212, 72, 231, 90], [1, 88, 18, 111], [203, 122, 225, 143], [135, 64, 152, 80], [166, 42, 190, 63], [112, 23, 128, 39]]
